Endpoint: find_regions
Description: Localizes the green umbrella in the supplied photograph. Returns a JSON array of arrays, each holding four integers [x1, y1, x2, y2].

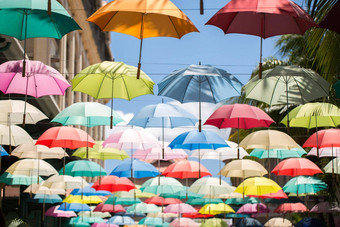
[[249, 147, 306, 159], [71, 61, 154, 128], [225, 197, 260, 205], [0, 172, 43, 185], [187, 198, 223, 205], [139, 217, 168, 227], [126, 202, 160, 214], [140, 177, 184, 194], [200, 218, 229, 227], [105, 195, 141, 205], [59, 160, 107, 177], [72, 141, 129, 160], [283, 176, 328, 195]]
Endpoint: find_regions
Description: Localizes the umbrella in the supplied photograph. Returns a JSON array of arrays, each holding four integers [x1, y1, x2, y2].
[[250, 147, 306, 159], [73, 141, 129, 160], [295, 218, 327, 227], [308, 147, 340, 157], [226, 197, 260, 205], [0, 172, 43, 186], [198, 203, 235, 215], [204, 104, 274, 158], [58, 203, 91, 212], [182, 213, 214, 219], [187, 198, 223, 205], [235, 217, 263, 227], [105, 195, 141, 206], [140, 177, 184, 194], [127, 203, 160, 214], [5, 159, 57, 176], [162, 160, 212, 179], [264, 218, 292, 227], [139, 217, 168, 226], [188, 177, 235, 196], [71, 186, 110, 197], [272, 158, 323, 176], [206, 0, 316, 79], [92, 176, 135, 192], [237, 203, 269, 214], [94, 203, 126, 213], [52, 102, 124, 127], [115, 189, 155, 199], [70, 217, 105, 224], [87, 0, 198, 79], [11, 144, 67, 159], [200, 218, 228, 227], [144, 196, 181, 206], [0, 125, 33, 146], [219, 159, 268, 178], [169, 218, 199, 227], [319, 1, 340, 34], [110, 158, 159, 178], [158, 64, 243, 131], [71, 61, 154, 127], [274, 202, 308, 213], [63, 195, 103, 204], [34, 194, 62, 204], [282, 176, 328, 195], [42, 175, 89, 190], [324, 157, 340, 174], [133, 147, 188, 161], [91, 224, 118, 227], [60, 160, 107, 177], [310, 201, 340, 213], [24, 184, 64, 196], [106, 216, 135, 226], [164, 203, 197, 214], [264, 197, 302, 204], [160, 188, 203, 200], [78, 211, 112, 218], [234, 177, 282, 197], [45, 205, 77, 218], [250, 189, 288, 199]]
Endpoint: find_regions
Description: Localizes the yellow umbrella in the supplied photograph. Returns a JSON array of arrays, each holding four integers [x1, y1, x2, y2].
[[63, 195, 103, 204], [234, 177, 282, 196], [87, 0, 198, 79], [11, 144, 67, 159], [72, 141, 129, 160], [199, 203, 235, 215], [219, 159, 268, 178]]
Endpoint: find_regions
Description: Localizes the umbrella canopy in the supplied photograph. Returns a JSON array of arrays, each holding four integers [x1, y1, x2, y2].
[[144, 196, 181, 206], [42, 175, 89, 190], [36, 126, 95, 149], [219, 159, 268, 178], [5, 159, 57, 176], [0, 172, 43, 185], [63, 195, 103, 204], [110, 158, 159, 178], [274, 202, 308, 213], [264, 197, 302, 204], [235, 177, 282, 196], [168, 130, 229, 150], [250, 189, 288, 199], [0, 125, 33, 146], [199, 203, 235, 215], [24, 184, 64, 195], [226, 197, 260, 205], [250, 147, 306, 159], [91, 224, 118, 227], [45, 205, 77, 218], [237, 203, 269, 214], [187, 198, 223, 205], [105, 195, 141, 205], [73, 141, 129, 160], [127, 203, 160, 214], [94, 203, 126, 213], [240, 129, 300, 150], [92, 176, 135, 192], [140, 177, 184, 194], [280, 102, 340, 128], [272, 158, 323, 176], [164, 203, 197, 214], [139, 217, 168, 226], [106, 216, 135, 225], [310, 201, 340, 213], [235, 217, 263, 227], [308, 147, 340, 157], [0, 59, 70, 98], [52, 102, 124, 127], [61, 160, 107, 177], [188, 177, 235, 196], [283, 176, 328, 195], [78, 211, 112, 218], [243, 66, 329, 105], [324, 157, 340, 174], [162, 160, 212, 178], [295, 217, 326, 227], [303, 128, 340, 148], [169, 218, 199, 227], [58, 203, 91, 212], [115, 189, 155, 199], [133, 147, 188, 161], [318, 1, 340, 33], [264, 218, 292, 227], [11, 144, 67, 159], [71, 186, 110, 196], [70, 216, 105, 224], [160, 188, 203, 200], [200, 218, 228, 227], [34, 194, 63, 204]]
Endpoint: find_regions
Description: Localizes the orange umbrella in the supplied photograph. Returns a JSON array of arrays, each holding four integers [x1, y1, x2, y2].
[[274, 202, 308, 213], [87, 0, 198, 79]]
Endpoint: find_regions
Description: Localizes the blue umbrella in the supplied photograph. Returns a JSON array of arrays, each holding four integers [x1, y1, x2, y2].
[[110, 158, 159, 178], [235, 217, 263, 227], [0, 146, 8, 156], [58, 203, 91, 212], [106, 215, 135, 225], [168, 130, 229, 150], [158, 64, 243, 131], [70, 186, 111, 196], [295, 217, 326, 227]]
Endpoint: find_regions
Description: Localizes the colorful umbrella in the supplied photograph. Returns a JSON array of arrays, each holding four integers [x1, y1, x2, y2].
[[11, 144, 67, 159], [187, 198, 223, 206], [199, 203, 235, 215], [70, 216, 105, 224], [42, 175, 89, 190], [115, 189, 155, 199], [219, 159, 267, 178], [303, 128, 340, 148], [34, 194, 62, 204], [105, 195, 141, 206], [63, 195, 103, 204], [71, 186, 110, 197], [274, 202, 308, 213], [169, 218, 199, 227], [226, 197, 260, 205], [162, 160, 212, 179], [107, 216, 135, 226], [110, 158, 159, 178], [282, 176, 328, 195], [73, 141, 128, 160], [308, 147, 340, 157], [158, 64, 243, 131], [144, 196, 181, 206], [24, 184, 64, 195], [94, 203, 126, 213], [235, 217, 263, 227], [199, 218, 228, 227], [133, 147, 188, 161], [140, 177, 184, 194], [237, 203, 269, 214], [0, 172, 43, 186], [188, 177, 235, 196], [324, 157, 340, 174], [0, 125, 34, 146], [92, 176, 135, 192], [91, 224, 118, 227], [160, 188, 203, 200], [45, 205, 77, 218], [127, 203, 160, 214], [250, 189, 288, 199], [58, 203, 91, 212], [60, 160, 107, 177], [234, 177, 282, 197], [250, 147, 306, 159], [164, 203, 197, 214], [264, 218, 292, 227], [139, 217, 168, 227], [78, 211, 112, 218], [272, 158, 323, 176]]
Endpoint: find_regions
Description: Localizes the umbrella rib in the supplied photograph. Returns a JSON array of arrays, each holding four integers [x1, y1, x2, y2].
[[101, 12, 119, 31], [181, 76, 196, 103], [167, 16, 181, 38], [290, 76, 305, 104], [269, 76, 281, 105]]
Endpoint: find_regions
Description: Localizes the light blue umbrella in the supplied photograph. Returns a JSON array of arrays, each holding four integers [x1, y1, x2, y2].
[[160, 187, 204, 199], [110, 158, 159, 178], [140, 177, 184, 194], [225, 197, 260, 205], [34, 194, 62, 204], [58, 203, 91, 212], [59, 160, 107, 177], [158, 64, 243, 131], [71, 185, 111, 196], [0, 146, 8, 156], [139, 217, 168, 226], [283, 176, 328, 195], [249, 147, 306, 159], [126, 203, 160, 214], [0, 172, 43, 185], [106, 215, 135, 225], [187, 198, 223, 205]]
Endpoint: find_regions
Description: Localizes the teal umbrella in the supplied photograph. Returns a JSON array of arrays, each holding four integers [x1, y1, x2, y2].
[[160, 188, 204, 199], [187, 198, 223, 205], [140, 177, 184, 194], [225, 197, 260, 205], [0, 172, 43, 185], [104, 195, 141, 205], [70, 216, 105, 224], [249, 147, 306, 159], [139, 217, 168, 227], [283, 176, 328, 195], [33, 194, 62, 204], [59, 160, 107, 177], [126, 202, 160, 214]]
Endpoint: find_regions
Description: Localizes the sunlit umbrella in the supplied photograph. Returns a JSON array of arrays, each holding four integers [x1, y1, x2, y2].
[[250, 189, 288, 199], [110, 158, 159, 178], [250, 147, 306, 159], [42, 175, 89, 190], [200, 218, 228, 227], [282, 176, 327, 195], [5, 159, 57, 176], [73, 141, 128, 160], [235, 217, 263, 227], [274, 202, 308, 213], [133, 147, 188, 161], [162, 160, 211, 179], [11, 144, 67, 159], [107, 215, 136, 225], [169, 218, 199, 227], [70, 216, 105, 224], [127, 203, 160, 214], [219, 159, 267, 178], [144, 196, 181, 206], [182, 213, 214, 219], [303, 128, 340, 148], [115, 189, 155, 199], [226, 197, 260, 205], [45, 205, 77, 218], [139, 217, 168, 226], [237, 203, 269, 214], [71, 186, 111, 197], [58, 203, 91, 212], [199, 203, 235, 215], [94, 203, 126, 213], [264, 218, 292, 227], [92, 224, 118, 227], [34, 194, 62, 204], [235, 177, 282, 197], [272, 158, 323, 176], [61, 160, 107, 177], [105, 195, 141, 206], [78, 210, 111, 218], [0, 172, 43, 186], [188, 177, 235, 196], [187, 198, 223, 205], [24, 184, 64, 195], [164, 203, 197, 214], [0, 125, 34, 146], [160, 188, 203, 200], [63, 195, 103, 204], [92, 176, 135, 192]]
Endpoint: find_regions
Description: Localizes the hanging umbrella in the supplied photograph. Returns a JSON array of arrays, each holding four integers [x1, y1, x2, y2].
[[219, 159, 268, 178], [169, 218, 199, 227], [5, 159, 57, 176], [42, 175, 89, 190], [310, 201, 340, 213], [308, 147, 340, 157], [198, 203, 235, 215], [235, 217, 263, 227], [127, 203, 160, 214], [110, 158, 159, 178], [200, 218, 228, 227], [139, 217, 168, 226], [34, 194, 62, 204], [71, 186, 111, 197], [164, 203, 197, 214], [182, 213, 214, 219], [264, 218, 292, 227], [140, 177, 184, 194], [234, 177, 282, 197], [106, 216, 135, 226], [105, 195, 141, 206], [133, 147, 188, 161], [63, 195, 103, 204], [274, 202, 308, 213], [87, 0, 198, 79], [115, 189, 155, 199], [0, 125, 34, 146], [158, 64, 243, 131], [144, 196, 181, 206], [237, 203, 269, 214], [60, 160, 107, 177], [295, 217, 326, 227], [162, 160, 212, 179], [324, 157, 340, 174], [70, 216, 105, 224], [282, 176, 328, 195], [187, 198, 223, 206], [264, 197, 302, 204], [94, 203, 126, 213], [45, 205, 77, 218], [0, 172, 43, 186], [319, 1, 340, 34], [92, 176, 135, 192], [73, 141, 129, 160], [226, 197, 260, 205], [24, 184, 64, 195], [71, 61, 154, 127], [11, 144, 67, 159], [303, 129, 340, 148], [78, 210, 112, 218], [160, 188, 203, 200], [92, 224, 118, 227], [272, 158, 323, 176], [188, 177, 235, 196], [58, 203, 91, 212], [250, 189, 288, 199], [250, 147, 306, 159]]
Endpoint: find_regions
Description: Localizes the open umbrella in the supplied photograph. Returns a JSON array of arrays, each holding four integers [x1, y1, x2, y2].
[[0, 172, 43, 186], [206, 0, 316, 79], [45, 205, 77, 218], [226, 197, 260, 205], [274, 202, 308, 213], [58, 203, 91, 212], [199, 203, 235, 215], [42, 175, 89, 190], [87, 0, 198, 79], [127, 203, 160, 214], [235, 177, 282, 197], [73, 141, 129, 160], [162, 160, 212, 179], [158, 64, 243, 131], [71, 61, 154, 128], [250, 147, 306, 159], [110, 158, 159, 178], [318, 1, 340, 34], [60, 160, 107, 177], [133, 146, 188, 161], [324, 157, 340, 174], [200, 218, 228, 227], [160, 188, 203, 200], [94, 203, 126, 213], [92, 176, 135, 193], [106, 216, 135, 226], [105, 195, 141, 206], [272, 158, 323, 176], [187, 198, 223, 206], [5, 159, 57, 177], [282, 176, 328, 195], [264, 218, 292, 227], [164, 203, 197, 214], [11, 144, 66, 159], [139, 217, 168, 226], [189, 177, 235, 197], [140, 176, 184, 194], [219, 159, 268, 178], [169, 218, 199, 227], [115, 188, 155, 199], [308, 147, 340, 157], [237, 203, 269, 214], [63, 195, 103, 204]]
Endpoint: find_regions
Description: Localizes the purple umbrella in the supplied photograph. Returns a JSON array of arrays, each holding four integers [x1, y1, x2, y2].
[[236, 203, 270, 214], [45, 205, 76, 218]]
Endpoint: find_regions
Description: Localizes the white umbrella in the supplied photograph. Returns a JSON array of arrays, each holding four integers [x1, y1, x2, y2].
[[11, 144, 67, 159], [5, 159, 57, 177], [42, 175, 89, 190]]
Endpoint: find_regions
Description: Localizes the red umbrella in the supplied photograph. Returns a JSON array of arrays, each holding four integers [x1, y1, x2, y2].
[[182, 213, 214, 218], [271, 158, 323, 176], [144, 195, 181, 205], [162, 160, 212, 179], [303, 129, 340, 148], [206, 0, 316, 78], [92, 176, 135, 192], [93, 203, 126, 213], [319, 1, 340, 34], [274, 202, 308, 213], [35, 126, 95, 149], [248, 189, 288, 199]]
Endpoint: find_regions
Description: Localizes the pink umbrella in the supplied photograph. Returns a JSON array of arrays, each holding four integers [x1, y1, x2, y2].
[[169, 218, 199, 227], [272, 158, 323, 176], [308, 147, 340, 157], [164, 203, 197, 214], [310, 202, 340, 213], [91, 224, 119, 227], [45, 205, 77, 217], [162, 160, 212, 179], [144, 195, 182, 205], [249, 189, 288, 199], [133, 147, 188, 161], [94, 203, 126, 213], [237, 203, 270, 214], [274, 202, 308, 213]]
